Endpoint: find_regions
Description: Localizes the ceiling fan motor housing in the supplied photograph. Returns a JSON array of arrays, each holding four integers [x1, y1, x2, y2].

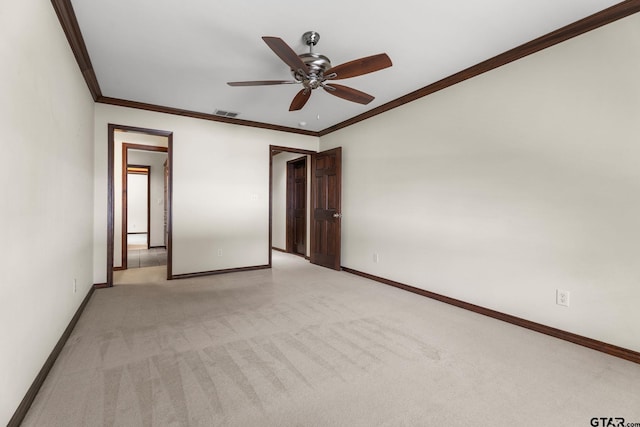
[[292, 53, 332, 89]]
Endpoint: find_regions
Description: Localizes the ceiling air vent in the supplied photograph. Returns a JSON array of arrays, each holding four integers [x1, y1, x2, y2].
[[215, 109, 240, 118]]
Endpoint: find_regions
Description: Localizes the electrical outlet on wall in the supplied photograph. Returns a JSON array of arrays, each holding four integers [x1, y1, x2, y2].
[[556, 289, 570, 307], [373, 253, 379, 263], [217, 249, 223, 257], [73, 278, 77, 293]]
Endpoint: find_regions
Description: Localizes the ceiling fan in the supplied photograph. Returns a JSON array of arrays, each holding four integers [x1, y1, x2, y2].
[[227, 31, 392, 111]]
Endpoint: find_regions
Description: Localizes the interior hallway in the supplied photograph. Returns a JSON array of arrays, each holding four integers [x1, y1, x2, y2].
[[22, 252, 640, 426]]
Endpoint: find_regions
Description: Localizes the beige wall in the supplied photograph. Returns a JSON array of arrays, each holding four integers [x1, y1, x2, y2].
[[93, 104, 319, 281], [0, 1, 96, 424], [320, 13, 640, 352]]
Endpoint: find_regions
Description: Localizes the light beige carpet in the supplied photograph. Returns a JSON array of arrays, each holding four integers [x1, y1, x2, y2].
[[22, 252, 640, 426]]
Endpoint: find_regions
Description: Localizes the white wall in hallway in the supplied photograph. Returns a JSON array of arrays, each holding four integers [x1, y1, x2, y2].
[[127, 173, 148, 233], [320, 13, 640, 352], [0, 1, 95, 424]]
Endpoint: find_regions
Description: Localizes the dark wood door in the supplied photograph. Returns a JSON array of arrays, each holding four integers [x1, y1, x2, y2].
[[286, 157, 307, 256], [311, 147, 341, 270]]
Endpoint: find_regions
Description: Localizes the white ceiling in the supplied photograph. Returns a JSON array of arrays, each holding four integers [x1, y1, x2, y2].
[[70, 0, 622, 132]]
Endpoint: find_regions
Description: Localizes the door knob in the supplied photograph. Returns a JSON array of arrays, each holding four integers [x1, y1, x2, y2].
[[333, 213, 342, 218]]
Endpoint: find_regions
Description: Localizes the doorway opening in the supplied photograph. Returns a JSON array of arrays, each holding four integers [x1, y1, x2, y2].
[[122, 145, 168, 271], [125, 160, 168, 269], [270, 147, 314, 263], [269, 145, 342, 270], [107, 124, 173, 287], [286, 156, 307, 257], [126, 164, 150, 253]]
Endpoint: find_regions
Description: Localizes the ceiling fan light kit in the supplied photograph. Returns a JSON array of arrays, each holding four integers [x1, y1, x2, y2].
[[227, 31, 392, 111]]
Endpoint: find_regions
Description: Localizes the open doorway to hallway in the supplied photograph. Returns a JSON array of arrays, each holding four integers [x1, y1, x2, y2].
[[124, 150, 168, 271], [270, 145, 343, 271], [107, 124, 173, 287], [271, 146, 314, 261]]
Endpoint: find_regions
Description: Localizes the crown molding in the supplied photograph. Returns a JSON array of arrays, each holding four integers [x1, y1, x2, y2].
[[97, 96, 320, 136], [50, 0, 101, 101], [52, 0, 640, 136], [319, 0, 640, 136]]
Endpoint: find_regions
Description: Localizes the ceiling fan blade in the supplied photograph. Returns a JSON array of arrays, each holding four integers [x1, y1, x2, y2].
[[227, 80, 297, 86], [325, 53, 392, 80], [262, 36, 308, 75], [323, 84, 375, 105], [289, 89, 311, 111]]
